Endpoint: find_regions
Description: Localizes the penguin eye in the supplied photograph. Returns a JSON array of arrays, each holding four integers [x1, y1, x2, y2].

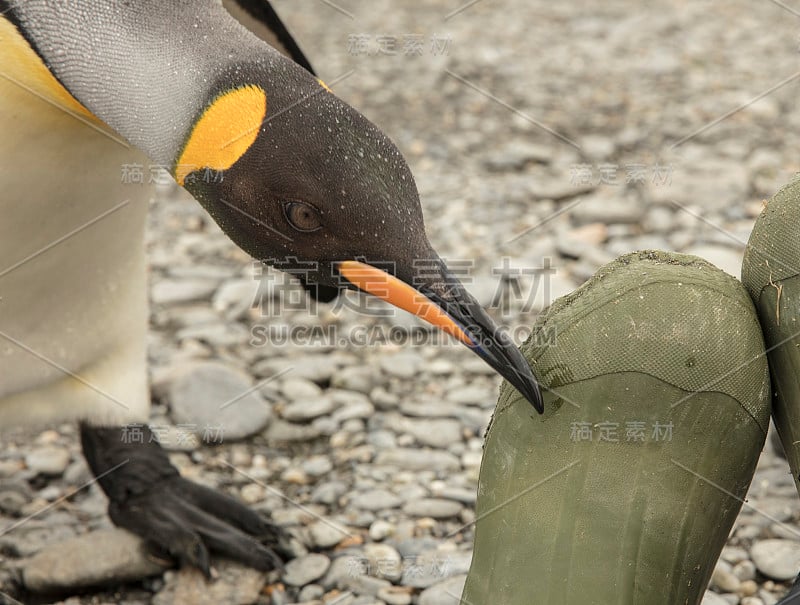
[[283, 201, 322, 232]]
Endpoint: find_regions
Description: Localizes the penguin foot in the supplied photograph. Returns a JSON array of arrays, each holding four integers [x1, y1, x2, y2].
[[79, 423, 290, 576]]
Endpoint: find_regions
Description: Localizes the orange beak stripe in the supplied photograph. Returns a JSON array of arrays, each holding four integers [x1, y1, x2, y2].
[[338, 260, 474, 346]]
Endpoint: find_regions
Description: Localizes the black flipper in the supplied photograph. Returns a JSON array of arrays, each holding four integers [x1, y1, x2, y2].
[[80, 423, 289, 576], [222, 0, 315, 74]]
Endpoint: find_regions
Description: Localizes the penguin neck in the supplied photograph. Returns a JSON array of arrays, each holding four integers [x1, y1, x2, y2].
[[4, 0, 288, 165]]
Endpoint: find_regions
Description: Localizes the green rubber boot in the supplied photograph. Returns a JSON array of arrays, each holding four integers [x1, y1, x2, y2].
[[462, 251, 770, 605], [742, 177, 800, 494]]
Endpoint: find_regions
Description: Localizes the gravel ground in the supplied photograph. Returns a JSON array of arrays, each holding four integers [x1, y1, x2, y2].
[[2, 1, 800, 604]]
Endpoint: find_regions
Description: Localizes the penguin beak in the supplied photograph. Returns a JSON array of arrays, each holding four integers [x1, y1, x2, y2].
[[337, 259, 544, 413]]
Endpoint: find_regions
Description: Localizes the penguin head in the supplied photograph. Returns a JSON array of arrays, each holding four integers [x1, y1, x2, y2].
[[179, 63, 543, 412]]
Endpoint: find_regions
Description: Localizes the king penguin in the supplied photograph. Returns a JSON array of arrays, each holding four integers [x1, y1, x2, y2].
[[0, 0, 543, 575]]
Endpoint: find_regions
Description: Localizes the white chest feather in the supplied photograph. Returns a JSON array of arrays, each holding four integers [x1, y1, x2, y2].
[[0, 23, 154, 426]]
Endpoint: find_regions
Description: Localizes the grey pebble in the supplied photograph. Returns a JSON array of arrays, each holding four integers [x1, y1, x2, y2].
[[427, 359, 455, 375], [168, 361, 271, 441], [283, 553, 331, 587], [333, 400, 376, 423], [281, 377, 324, 401], [374, 449, 460, 472], [378, 586, 413, 605], [151, 278, 218, 305], [323, 556, 396, 597], [711, 560, 741, 593], [369, 520, 396, 541], [400, 550, 472, 588], [302, 455, 334, 477], [63, 459, 92, 486], [418, 574, 468, 605], [363, 542, 403, 581], [580, 135, 615, 160], [282, 396, 335, 422], [760, 589, 779, 605], [403, 498, 462, 519], [264, 419, 322, 443], [332, 366, 377, 393], [769, 522, 800, 540], [446, 385, 494, 407], [308, 520, 351, 549], [383, 414, 462, 449], [370, 387, 400, 410], [297, 584, 325, 602], [570, 192, 643, 225], [154, 561, 265, 605], [311, 481, 348, 505], [321, 555, 355, 589], [736, 524, 762, 540], [0, 459, 23, 478], [344, 574, 392, 597], [527, 179, 594, 202], [484, 141, 551, 172], [734, 560, 757, 582], [434, 486, 477, 505], [212, 278, 258, 320], [398, 484, 429, 504], [0, 480, 32, 515], [683, 245, 743, 279], [701, 592, 729, 605], [311, 416, 339, 436], [350, 489, 403, 511], [6, 519, 78, 558], [399, 401, 462, 419], [23, 529, 168, 592], [25, 447, 70, 476], [643, 205, 675, 233], [751, 539, 800, 580], [176, 322, 249, 347], [254, 355, 338, 384], [368, 430, 398, 449], [720, 546, 750, 565], [380, 352, 424, 378]]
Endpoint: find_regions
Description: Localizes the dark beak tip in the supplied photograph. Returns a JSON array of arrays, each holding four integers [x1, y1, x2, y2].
[[519, 381, 545, 414], [532, 392, 545, 414]]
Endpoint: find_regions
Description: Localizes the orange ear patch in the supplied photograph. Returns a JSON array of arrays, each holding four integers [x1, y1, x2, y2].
[[175, 85, 267, 186]]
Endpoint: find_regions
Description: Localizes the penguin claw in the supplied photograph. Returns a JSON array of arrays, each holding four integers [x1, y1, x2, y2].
[[80, 423, 290, 574], [112, 480, 286, 574]]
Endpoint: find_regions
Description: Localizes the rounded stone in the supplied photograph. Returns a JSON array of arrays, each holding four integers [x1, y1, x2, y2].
[[369, 520, 396, 541], [350, 489, 403, 511], [168, 361, 271, 441], [25, 447, 70, 476], [282, 553, 331, 587], [281, 377, 324, 401], [751, 539, 800, 581], [403, 498, 462, 519], [308, 521, 350, 549], [378, 586, 413, 605], [700, 592, 729, 605], [711, 562, 740, 593], [282, 397, 335, 422], [419, 575, 468, 605], [363, 543, 403, 581]]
